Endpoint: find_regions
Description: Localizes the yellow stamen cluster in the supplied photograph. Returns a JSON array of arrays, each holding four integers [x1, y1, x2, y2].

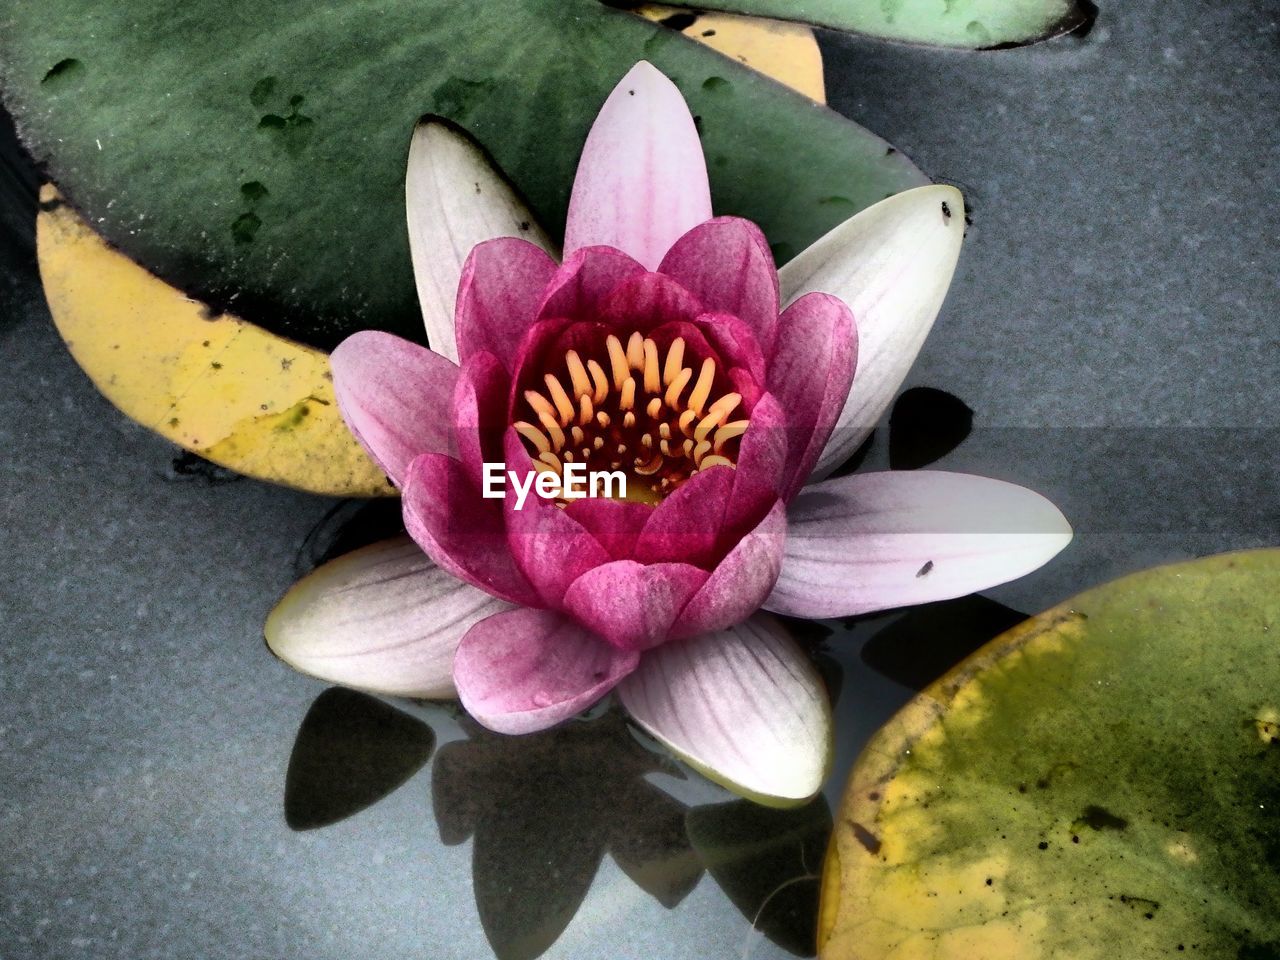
[[514, 332, 749, 501]]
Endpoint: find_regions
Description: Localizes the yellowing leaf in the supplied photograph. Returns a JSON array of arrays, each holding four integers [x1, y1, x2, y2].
[[821, 550, 1280, 960]]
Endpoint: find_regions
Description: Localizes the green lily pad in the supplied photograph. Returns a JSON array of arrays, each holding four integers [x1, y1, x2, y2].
[[664, 0, 1097, 49], [0, 1, 924, 349], [821, 550, 1280, 959]]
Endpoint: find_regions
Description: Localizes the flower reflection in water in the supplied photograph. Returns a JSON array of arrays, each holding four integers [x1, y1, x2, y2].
[[283, 689, 834, 958]]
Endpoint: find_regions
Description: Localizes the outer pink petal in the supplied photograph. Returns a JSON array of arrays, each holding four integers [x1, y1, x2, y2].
[[767, 293, 857, 502], [598, 271, 704, 330], [564, 61, 712, 269], [265, 536, 510, 699], [633, 465, 734, 567], [694, 312, 767, 386], [563, 561, 709, 652], [618, 615, 830, 805], [671, 500, 786, 639], [536, 245, 646, 323], [563, 498, 653, 560], [454, 237, 558, 370], [660, 217, 779, 348], [402, 452, 539, 607], [454, 608, 638, 734], [725, 391, 789, 525], [453, 351, 509, 488], [496, 431, 612, 604], [765, 470, 1073, 618], [330, 331, 459, 487]]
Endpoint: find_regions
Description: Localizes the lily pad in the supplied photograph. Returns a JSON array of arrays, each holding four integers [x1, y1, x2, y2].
[[0, 0, 924, 349], [660, 0, 1097, 49], [820, 550, 1280, 959]]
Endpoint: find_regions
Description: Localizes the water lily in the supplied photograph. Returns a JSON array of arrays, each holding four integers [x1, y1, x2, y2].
[[266, 61, 1071, 805]]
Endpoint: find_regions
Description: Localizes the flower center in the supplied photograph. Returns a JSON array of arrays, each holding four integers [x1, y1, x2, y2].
[[514, 332, 748, 504]]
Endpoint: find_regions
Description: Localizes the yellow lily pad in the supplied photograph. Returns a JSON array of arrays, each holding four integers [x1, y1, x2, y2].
[[34, 12, 824, 495], [820, 549, 1280, 960]]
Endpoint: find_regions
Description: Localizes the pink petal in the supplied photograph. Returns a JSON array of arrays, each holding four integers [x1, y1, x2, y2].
[[563, 498, 653, 560], [330, 331, 459, 487], [265, 536, 510, 699], [767, 293, 857, 501], [633, 466, 735, 567], [598, 271, 704, 330], [501, 435, 612, 606], [660, 217, 779, 348], [564, 61, 712, 269], [694, 312, 767, 386], [453, 608, 638, 734], [452, 351, 509, 489], [618, 616, 830, 804], [725, 391, 789, 525], [454, 237, 558, 370], [672, 500, 787, 639], [402, 452, 539, 607], [563, 561, 709, 652], [766, 470, 1073, 618], [536, 245, 646, 323]]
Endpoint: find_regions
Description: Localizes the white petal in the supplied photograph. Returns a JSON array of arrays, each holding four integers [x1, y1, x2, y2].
[[405, 119, 555, 362], [780, 185, 966, 478], [618, 617, 831, 806], [266, 536, 511, 698], [765, 470, 1072, 619]]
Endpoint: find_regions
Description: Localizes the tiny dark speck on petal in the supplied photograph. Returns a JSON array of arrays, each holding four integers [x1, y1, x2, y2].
[[916, 560, 934, 577], [1038, 841, 1049, 850], [941, 200, 952, 221], [628, 89, 635, 96]]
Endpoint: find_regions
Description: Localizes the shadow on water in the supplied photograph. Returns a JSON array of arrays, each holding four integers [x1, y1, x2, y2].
[[283, 689, 833, 959], [858, 595, 1029, 691], [284, 687, 436, 830]]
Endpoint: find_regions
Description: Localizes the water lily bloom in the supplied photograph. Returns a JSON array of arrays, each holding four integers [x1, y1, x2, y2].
[[267, 62, 1071, 804]]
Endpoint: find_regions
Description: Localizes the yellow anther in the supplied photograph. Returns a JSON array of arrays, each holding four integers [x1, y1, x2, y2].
[[678, 409, 697, 436], [706, 392, 741, 421], [623, 411, 636, 429], [587, 359, 610, 404], [606, 335, 629, 388], [514, 421, 551, 455], [596, 411, 611, 429], [663, 337, 685, 386], [700, 454, 733, 469], [565, 350, 592, 398], [694, 409, 727, 444], [620, 377, 636, 411], [634, 454, 664, 476], [642, 338, 661, 394], [570, 425, 585, 446], [578, 394, 594, 426], [693, 439, 712, 463], [646, 397, 662, 419], [664, 366, 692, 408], [537, 410, 566, 451], [538, 451, 562, 469], [688, 358, 715, 415], [626, 331, 645, 370], [544, 373, 575, 425], [713, 420, 749, 451], [524, 389, 558, 422]]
